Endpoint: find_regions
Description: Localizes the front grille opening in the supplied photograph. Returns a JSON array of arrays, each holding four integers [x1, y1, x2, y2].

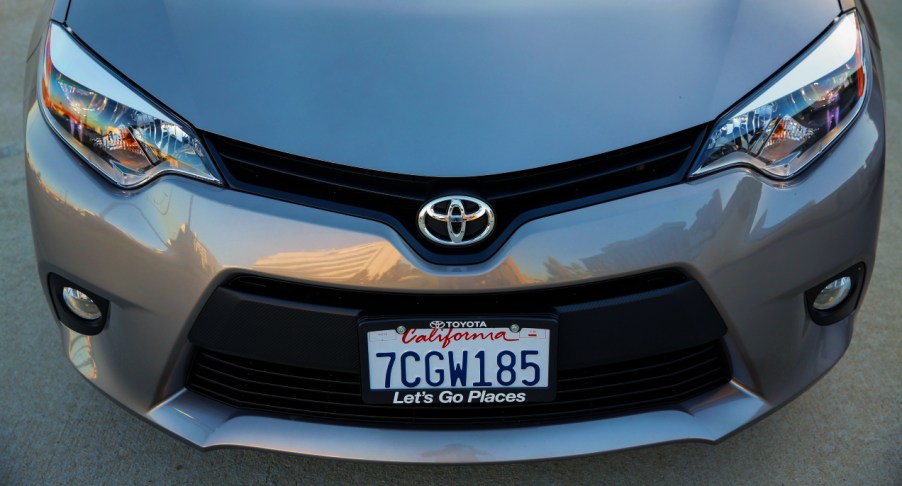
[[224, 270, 689, 316], [186, 340, 732, 429], [205, 125, 707, 264]]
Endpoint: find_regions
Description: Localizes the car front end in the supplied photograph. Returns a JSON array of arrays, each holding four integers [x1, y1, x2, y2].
[[23, 0, 885, 463]]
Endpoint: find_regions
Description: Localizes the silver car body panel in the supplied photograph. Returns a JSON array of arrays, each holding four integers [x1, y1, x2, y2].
[[24, 0, 885, 463], [147, 382, 769, 462], [23, 71, 884, 460], [64, 0, 838, 176]]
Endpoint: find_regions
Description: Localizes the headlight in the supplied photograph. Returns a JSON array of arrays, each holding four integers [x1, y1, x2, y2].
[[39, 23, 220, 188], [692, 12, 868, 179]]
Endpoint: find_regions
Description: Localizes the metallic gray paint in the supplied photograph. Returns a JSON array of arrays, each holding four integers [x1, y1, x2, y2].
[[64, 0, 839, 176], [24, 1, 886, 462], [148, 381, 773, 462], [23, 65, 884, 459]]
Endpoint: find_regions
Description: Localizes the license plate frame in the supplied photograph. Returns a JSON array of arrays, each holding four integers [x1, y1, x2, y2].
[[359, 316, 557, 405]]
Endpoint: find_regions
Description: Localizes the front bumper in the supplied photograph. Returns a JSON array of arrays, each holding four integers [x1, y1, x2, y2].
[[24, 64, 885, 461]]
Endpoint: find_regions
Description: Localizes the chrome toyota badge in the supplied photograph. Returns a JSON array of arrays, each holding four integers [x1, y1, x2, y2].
[[417, 196, 495, 246]]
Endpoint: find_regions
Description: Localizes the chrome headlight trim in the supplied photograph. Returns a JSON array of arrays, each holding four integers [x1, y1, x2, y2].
[[691, 12, 870, 180], [38, 23, 221, 188]]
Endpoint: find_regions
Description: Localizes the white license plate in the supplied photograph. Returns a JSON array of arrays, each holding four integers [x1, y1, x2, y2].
[[359, 317, 557, 405]]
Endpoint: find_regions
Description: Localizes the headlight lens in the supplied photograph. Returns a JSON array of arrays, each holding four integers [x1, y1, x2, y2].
[[692, 12, 868, 179], [39, 24, 220, 188]]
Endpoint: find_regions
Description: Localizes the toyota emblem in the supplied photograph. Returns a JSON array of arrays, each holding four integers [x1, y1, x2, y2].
[[417, 195, 495, 246]]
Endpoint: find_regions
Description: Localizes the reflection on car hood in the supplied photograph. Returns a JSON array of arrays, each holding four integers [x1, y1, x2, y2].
[[66, 0, 837, 176]]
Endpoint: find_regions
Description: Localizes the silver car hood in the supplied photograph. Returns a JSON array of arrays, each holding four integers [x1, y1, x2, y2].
[[67, 0, 838, 177]]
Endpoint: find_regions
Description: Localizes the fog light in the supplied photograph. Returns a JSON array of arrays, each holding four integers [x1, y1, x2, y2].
[[62, 286, 102, 320], [812, 277, 853, 311], [805, 264, 866, 326]]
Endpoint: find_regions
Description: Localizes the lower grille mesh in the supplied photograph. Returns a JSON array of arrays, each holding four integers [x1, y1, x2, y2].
[[186, 340, 731, 428]]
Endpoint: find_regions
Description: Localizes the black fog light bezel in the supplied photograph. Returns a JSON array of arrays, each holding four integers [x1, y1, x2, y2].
[[805, 263, 866, 326], [47, 273, 110, 336]]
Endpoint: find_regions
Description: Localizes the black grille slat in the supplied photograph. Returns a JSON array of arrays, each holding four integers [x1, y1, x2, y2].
[[551, 367, 726, 403], [205, 125, 706, 264], [217, 152, 427, 202], [193, 363, 362, 397], [209, 129, 699, 202], [556, 357, 721, 395], [557, 344, 717, 383], [186, 341, 731, 428], [190, 374, 365, 406], [193, 363, 721, 411], [467, 144, 694, 200], [196, 352, 358, 385]]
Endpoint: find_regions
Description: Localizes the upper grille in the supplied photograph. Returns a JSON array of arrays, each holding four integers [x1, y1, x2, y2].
[[186, 340, 731, 429], [204, 125, 705, 264]]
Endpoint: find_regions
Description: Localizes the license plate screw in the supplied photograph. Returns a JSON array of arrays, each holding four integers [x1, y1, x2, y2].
[[510, 324, 521, 333], [396, 326, 407, 334]]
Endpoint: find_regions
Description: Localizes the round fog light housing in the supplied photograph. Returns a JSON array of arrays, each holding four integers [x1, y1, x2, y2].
[[812, 277, 853, 311], [62, 287, 102, 320]]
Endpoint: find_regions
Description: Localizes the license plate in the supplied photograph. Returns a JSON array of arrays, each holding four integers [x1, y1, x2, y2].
[[359, 316, 557, 405]]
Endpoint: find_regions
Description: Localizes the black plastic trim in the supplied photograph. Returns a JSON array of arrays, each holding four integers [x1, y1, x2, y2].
[[186, 340, 732, 429], [187, 270, 728, 373], [47, 273, 110, 335], [203, 125, 708, 265], [805, 263, 866, 326]]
